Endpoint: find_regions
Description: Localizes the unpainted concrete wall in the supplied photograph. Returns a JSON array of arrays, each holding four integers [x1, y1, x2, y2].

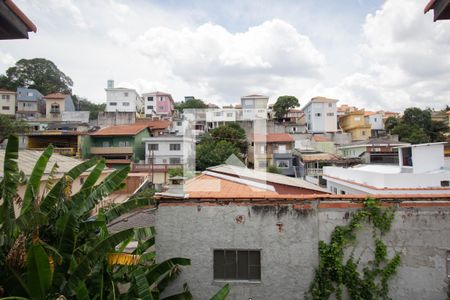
[[155, 203, 450, 300]]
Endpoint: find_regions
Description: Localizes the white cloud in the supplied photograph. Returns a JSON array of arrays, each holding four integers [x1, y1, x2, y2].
[[133, 19, 325, 104], [0, 51, 15, 68], [329, 0, 450, 111]]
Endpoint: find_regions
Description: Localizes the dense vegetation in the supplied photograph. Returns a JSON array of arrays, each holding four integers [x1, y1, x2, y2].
[[72, 95, 107, 120], [196, 123, 247, 171], [385, 107, 448, 144], [273, 95, 299, 120], [0, 135, 229, 299], [0, 115, 29, 143], [307, 199, 401, 300], [0, 58, 73, 95], [174, 98, 208, 112]]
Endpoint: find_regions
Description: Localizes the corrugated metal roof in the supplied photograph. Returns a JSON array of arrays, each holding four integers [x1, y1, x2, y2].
[[0, 149, 94, 178]]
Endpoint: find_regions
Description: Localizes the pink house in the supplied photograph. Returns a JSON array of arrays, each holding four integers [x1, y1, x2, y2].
[[142, 91, 175, 118]]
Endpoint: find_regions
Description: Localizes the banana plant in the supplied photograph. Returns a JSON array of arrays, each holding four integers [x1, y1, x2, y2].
[[0, 135, 195, 299]]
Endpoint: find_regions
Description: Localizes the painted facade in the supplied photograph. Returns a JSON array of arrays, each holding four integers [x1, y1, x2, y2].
[[44, 93, 75, 121], [339, 109, 372, 141], [301, 97, 338, 133], [0, 89, 16, 116], [142, 91, 174, 118], [16, 87, 43, 120]]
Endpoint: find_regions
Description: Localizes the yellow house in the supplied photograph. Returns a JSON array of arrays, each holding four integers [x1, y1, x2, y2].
[[44, 93, 75, 120], [339, 109, 372, 141]]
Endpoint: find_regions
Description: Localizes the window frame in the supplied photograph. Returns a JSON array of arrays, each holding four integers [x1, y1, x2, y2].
[[148, 144, 159, 151], [276, 160, 289, 169], [169, 143, 181, 151], [213, 249, 261, 282]]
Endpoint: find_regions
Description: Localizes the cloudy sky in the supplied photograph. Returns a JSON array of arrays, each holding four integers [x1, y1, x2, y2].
[[1, 0, 449, 111]]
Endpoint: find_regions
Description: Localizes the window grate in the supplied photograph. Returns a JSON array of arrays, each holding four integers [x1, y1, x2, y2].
[[213, 249, 261, 280]]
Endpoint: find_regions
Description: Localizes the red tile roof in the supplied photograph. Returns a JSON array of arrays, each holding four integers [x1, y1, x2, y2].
[[44, 93, 67, 99], [252, 133, 294, 143], [5, 0, 37, 33], [90, 124, 150, 136], [181, 173, 325, 199]]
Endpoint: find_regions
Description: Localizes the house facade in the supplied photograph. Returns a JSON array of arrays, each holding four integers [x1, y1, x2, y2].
[[142, 91, 175, 118], [143, 135, 195, 166], [105, 81, 143, 114], [16, 87, 44, 120], [0, 88, 16, 116], [44, 93, 75, 121], [301, 97, 338, 133], [249, 133, 300, 176], [86, 124, 151, 166], [339, 109, 372, 141], [241, 94, 269, 120], [323, 142, 450, 195]]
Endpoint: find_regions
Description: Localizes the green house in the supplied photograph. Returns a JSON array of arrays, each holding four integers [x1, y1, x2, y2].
[[83, 124, 151, 167]]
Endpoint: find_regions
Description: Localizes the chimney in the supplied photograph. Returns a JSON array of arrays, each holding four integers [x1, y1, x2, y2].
[[165, 176, 187, 196], [107, 79, 114, 89]]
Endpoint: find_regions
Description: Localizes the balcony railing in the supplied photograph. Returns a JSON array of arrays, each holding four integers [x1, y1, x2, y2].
[[91, 146, 133, 155], [273, 149, 292, 154], [131, 163, 183, 173], [50, 109, 61, 114], [306, 168, 323, 177]]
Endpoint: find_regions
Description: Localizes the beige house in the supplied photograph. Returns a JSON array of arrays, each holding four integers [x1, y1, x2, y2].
[[44, 93, 75, 120], [0, 89, 16, 116], [339, 109, 372, 141]]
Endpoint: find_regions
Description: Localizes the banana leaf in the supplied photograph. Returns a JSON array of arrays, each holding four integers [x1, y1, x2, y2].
[[26, 244, 52, 300], [104, 197, 153, 223], [133, 268, 154, 300], [209, 284, 230, 300], [71, 166, 130, 217], [64, 228, 134, 293], [21, 145, 53, 214]]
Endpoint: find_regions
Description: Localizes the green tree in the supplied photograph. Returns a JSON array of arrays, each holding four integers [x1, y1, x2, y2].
[[210, 122, 248, 153], [196, 138, 243, 171], [0, 58, 73, 95], [384, 116, 399, 133], [72, 95, 106, 120], [175, 98, 208, 112], [0, 115, 29, 143], [273, 95, 299, 120], [388, 107, 447, 143]]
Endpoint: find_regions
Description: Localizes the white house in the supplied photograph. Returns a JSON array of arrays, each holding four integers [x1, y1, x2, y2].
[[301, 97, 338, 133], [323, 142, 450, 195], [240, 94, 269, 120], [205, 108, 240, 130], [105, 80, 143, 114], [143, 135, 195, 167]]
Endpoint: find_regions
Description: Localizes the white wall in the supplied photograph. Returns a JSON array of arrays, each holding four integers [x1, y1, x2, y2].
[[144, 137, 195, 165], [106, 89, 140, 113], [368, 113, 384, 130], [323, 165, 450, 190], [303, 101, 337, 133], [411, 144, 445, 174]]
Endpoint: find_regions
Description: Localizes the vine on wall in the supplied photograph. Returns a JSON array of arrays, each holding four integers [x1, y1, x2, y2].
[[306, 198, 401, 300]]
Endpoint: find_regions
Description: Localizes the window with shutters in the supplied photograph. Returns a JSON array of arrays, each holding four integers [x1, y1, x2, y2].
[[213, 249, 261, 281]]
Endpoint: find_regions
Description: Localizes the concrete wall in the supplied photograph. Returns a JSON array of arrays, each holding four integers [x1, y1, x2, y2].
[[155, 201, 450, 300]]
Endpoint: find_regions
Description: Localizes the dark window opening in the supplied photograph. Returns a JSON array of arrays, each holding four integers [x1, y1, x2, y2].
[[213, 249, 261, 281], [401, 147, 413, 167]]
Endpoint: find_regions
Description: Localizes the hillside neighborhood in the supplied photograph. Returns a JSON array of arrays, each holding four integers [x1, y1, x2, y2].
[[1, 0, 450, 299]]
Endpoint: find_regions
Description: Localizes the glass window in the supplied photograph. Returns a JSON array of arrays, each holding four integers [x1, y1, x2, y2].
[[213, 249, 261, 281], [227, 113, 233, 117], [102, 141, 110, 147], [177, 121, 182, 126], [328, 103, 332, 107], [110, 102, 117, 106], [118, 141, 130, 147], [148, 144, 158, 151], [2, 106, 9, 110], [170, 144, 181, 151], [122, 102, 130, 106], [354, 116, 361, 121], [147, 96, 153, 101], [258, 160, 267, 168], [170, 157, 181, 164], [147, 105, 153, 109], [441, 181, 450, 187], [27, 92, 33, 96], [159, 106, 165, 110], [315, 113, 321, 117], [215, 112, 222, 116], [326, 113, 334, 116], [276, 160, 289, 168], [124, 92, 129, 97]]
